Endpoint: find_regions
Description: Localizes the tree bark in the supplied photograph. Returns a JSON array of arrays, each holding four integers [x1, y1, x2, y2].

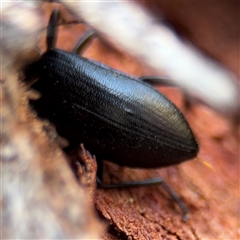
[[1, 1, 239, 239]]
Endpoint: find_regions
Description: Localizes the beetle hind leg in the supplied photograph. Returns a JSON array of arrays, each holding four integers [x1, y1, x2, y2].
[[97, 175, 188, 221], [139, 76, 193, 111]]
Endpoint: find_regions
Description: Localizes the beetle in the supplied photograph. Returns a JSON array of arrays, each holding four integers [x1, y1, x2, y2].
[[27, 9, 198, 220]]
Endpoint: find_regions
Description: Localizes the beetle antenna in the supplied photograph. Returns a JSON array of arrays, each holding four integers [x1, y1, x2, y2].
[[47, 9, 60, 50], [139, 76, 174, 86]]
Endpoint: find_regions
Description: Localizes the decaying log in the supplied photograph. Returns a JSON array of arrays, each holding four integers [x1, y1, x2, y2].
[[1, 1, 239, 240]]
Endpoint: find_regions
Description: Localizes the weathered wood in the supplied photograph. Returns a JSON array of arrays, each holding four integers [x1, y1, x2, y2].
[[1, 2, 239, 239]]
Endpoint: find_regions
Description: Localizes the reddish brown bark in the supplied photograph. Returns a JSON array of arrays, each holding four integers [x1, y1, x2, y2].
[[2, 2, 239, 239]]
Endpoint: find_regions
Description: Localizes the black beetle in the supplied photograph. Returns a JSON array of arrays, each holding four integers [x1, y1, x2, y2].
[[27, 10, 198, 220]]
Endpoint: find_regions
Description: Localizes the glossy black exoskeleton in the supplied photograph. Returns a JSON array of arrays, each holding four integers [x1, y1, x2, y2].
[[27, 10, 198, 220], [32, 49, 198, 167]]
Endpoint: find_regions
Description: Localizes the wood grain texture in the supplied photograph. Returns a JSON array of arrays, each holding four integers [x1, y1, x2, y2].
[[2, 2, 239, 239]]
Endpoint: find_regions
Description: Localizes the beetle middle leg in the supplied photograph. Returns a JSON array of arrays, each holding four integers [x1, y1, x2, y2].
[[139, 76, 193, 109]]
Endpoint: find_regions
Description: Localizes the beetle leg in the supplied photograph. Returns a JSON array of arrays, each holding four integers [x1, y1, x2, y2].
[[97, 176, 188, 221], [47, 9, 60, 51], [72, 30, 96, 55], [139, 76, 193, 110], [97, 176, 165, 188], [48, 8, 96, 54], [138, 76, 175, 86]]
